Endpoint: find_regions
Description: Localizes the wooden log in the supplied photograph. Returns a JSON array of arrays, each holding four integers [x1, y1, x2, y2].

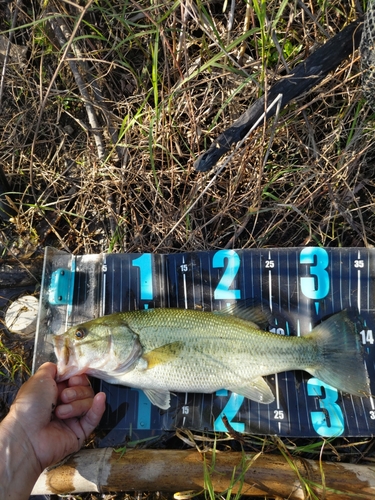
[[31, 448, 375, 499]]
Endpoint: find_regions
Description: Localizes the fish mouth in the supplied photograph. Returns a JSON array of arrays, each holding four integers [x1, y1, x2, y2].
[[53, 334, 82, 382]]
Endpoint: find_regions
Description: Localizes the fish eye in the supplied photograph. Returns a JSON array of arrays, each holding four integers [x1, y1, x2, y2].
[[75, 328, 86, 340]]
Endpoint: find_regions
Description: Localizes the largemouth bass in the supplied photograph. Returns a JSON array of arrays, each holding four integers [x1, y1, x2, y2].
[[53, 305, 371, 409]]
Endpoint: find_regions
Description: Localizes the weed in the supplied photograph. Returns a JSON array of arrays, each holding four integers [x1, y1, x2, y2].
[[0, 338, 31, 382], [0, 0, 369, 252]]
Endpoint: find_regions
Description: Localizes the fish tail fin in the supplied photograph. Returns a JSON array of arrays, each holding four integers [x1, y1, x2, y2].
[[307, 310, 371, 398]]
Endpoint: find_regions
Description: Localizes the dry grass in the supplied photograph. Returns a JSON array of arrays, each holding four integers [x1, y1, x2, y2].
[[1, 0, 375, 498], [0, 0, 373, 257], [0, 335, 31, 419]]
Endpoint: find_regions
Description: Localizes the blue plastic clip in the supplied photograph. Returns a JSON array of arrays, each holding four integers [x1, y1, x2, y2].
[[48, 268, 73, 306]]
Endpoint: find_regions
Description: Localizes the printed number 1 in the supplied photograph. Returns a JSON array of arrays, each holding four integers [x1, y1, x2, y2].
[[132, 254, 153, 300]]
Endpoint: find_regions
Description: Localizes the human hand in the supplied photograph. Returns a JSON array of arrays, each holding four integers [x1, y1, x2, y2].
[[3, 362, 106, 473]]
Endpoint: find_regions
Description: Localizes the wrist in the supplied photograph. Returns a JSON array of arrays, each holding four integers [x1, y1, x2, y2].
[[0, 413, 42, 500]]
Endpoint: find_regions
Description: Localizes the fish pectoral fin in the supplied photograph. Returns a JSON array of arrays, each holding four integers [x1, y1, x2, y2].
[[228, 376, 275, 404], [143, 389, 171, 410], [142, 341, 184, 369]]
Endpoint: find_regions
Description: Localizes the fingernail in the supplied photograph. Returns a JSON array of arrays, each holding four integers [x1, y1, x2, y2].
[[64, 388, 77, 401], [57, 404, 72, 417]]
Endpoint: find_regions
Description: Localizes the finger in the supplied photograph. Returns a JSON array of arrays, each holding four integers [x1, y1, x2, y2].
[[36, 362, 58, 379], [79, 392, 106, 437], [68, 374, 91, 388], [15, 362, 58, 401], [10, 362, 59, 424], [62, 392, 106, 443], [55, 395, 94, 420], [56, 379, 69, 400], [60, 385, 94, 404]]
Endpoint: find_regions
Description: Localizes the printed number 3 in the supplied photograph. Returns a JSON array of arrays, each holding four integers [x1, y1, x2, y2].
[[300, 247, 330, 300], [307, 378, 344, 437]]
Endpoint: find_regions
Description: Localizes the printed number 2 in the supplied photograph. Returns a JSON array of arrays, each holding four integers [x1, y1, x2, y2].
[[300, 247, 330, 300], [307, 379, 344, 437], [214, 390, 245, 432], [132, 254, 153, 300], [213, 250, 241, 300]]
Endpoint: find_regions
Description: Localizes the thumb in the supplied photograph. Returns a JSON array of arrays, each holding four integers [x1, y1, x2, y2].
[[80, 392, 106, 437]]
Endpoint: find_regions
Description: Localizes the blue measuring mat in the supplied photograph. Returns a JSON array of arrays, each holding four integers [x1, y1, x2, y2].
[[33, 247, 375, 446]]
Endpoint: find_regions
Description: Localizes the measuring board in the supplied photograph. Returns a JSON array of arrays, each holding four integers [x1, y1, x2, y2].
[[33, 247, 375, 446]]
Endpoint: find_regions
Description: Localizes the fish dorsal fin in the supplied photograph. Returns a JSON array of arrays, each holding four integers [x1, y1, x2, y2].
[[142, 341, 184, 369], [143, 389, 171, 409], [227, 376, 275, 404], [214, 302, 271, 330]]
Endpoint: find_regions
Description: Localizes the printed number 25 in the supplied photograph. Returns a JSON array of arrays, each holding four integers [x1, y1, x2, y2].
[[300, 247, 330, 300]]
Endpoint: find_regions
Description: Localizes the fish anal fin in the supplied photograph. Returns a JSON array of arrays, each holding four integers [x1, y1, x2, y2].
[[143, 341, 184, 369], [228, 376, 275, 404], [143, 389, 171, 410]]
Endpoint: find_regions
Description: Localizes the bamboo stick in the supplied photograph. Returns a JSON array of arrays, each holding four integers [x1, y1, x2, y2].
[[31, 448, 375, 499]]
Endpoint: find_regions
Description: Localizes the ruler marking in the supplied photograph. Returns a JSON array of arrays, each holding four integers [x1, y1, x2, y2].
[[350, 393, 360, 430], [277, 251, 284, 433], [182, 391, 188, 427], [259, 253, 263, 306], [268, 250, 273, 311], [127, 255, 131, 311], [291, 255, 303, 431], [358, 250, 361, 313], [296, 251, 300, 314], [296, 318, 301, 337], [360, 395, 371, 431], [340, 394, 350, 431], [366, 250, 370, 310], [208, 254, 213, 311], [339, 249, 343, 312], [121, 256, 124, 310], [278, 251, 281, 311], [102, 254, 107, 316], [286, 253, 290, 312], [89, 248, 375, 440], [250, 252, 254, 299], [182, 255, 188, 309], [181, 255, 189, 415], [192, 256, 197, 307], [268, 250, 281, 432], [370, 378, 375, 412]]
